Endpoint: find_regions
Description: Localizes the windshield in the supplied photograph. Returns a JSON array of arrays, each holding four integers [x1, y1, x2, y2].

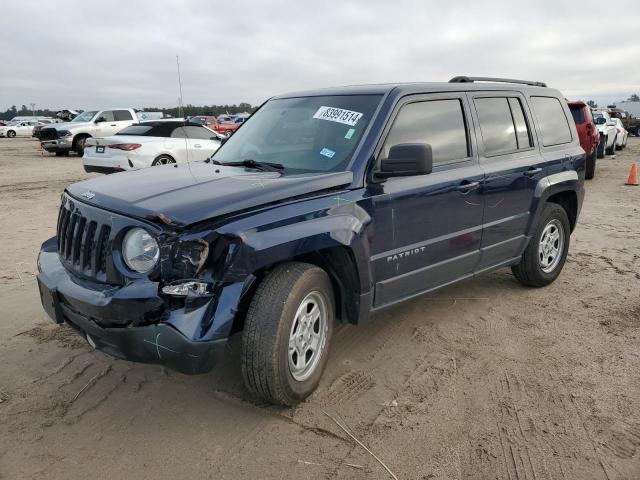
[[213, 94, 382, 173], [72, 111, 98, 122]]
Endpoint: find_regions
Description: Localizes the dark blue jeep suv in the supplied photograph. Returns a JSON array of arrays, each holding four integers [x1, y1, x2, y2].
[[37, 77, 585, 405]]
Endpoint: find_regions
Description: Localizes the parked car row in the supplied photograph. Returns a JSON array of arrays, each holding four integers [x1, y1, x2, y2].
[[566, 102, 629, 180], [188, 112, 249, 137], [606, 106, 640, 137], [39, 108, 162, 156]]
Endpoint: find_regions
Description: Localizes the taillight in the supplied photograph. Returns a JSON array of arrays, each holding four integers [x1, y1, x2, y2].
[[108, 143, 142, 151], [616, 128, 621, 134]]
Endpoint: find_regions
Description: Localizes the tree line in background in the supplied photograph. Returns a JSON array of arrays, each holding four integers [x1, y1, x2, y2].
[[0, 102, 257, 121], [141, 102, 256, 118], [587, 94, 639, 109], [2, 95, 639, 121]]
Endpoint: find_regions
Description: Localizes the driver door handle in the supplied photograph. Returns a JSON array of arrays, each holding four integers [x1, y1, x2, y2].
[[193, 144, 202, 148], [456, 180, 480, 193], [524, 167, 542, 177]]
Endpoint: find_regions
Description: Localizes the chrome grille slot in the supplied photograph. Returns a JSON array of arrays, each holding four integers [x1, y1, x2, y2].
[[56, 200, 112, 282]]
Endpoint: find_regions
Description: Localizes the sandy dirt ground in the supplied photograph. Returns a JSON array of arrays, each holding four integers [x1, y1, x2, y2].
[[0, 137, 639, 480]]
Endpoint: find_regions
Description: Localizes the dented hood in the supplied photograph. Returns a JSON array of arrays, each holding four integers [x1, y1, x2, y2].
[[67, 161, 353, 226]]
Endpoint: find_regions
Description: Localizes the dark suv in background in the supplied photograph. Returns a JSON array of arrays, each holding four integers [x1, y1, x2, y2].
[[37, 76, 585, 405]]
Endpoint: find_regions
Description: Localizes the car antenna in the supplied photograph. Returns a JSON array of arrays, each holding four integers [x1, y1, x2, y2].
[[176, 55, 184, 119], [176, 55, 197, 181]]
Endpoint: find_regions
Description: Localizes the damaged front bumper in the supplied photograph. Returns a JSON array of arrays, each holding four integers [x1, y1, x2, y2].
[[36, 238, 240, 375]]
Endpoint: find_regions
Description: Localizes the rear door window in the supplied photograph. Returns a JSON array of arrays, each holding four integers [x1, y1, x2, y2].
[[474, 97, 533, 155], [530, 96, 572, 146], [474, 97, 518, 155], [382, 99, 469, 166], [183, 125, 216, 139], [508, 98, 532, 149], [114, 110, 134, 121]]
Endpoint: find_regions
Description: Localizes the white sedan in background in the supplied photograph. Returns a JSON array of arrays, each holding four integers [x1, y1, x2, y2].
[[0, 120, 40, 137], [82, 120, 222, 174], [613, 118, 628, 150]]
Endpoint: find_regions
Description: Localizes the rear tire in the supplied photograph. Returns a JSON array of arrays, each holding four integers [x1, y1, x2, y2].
[[151, 155, 176, 166], [511, 203, 570, 287], [585, 149, 596, 180], [605, 136, 615, 155], [596, 136, 605, 158], [241, 262, 334, 406]]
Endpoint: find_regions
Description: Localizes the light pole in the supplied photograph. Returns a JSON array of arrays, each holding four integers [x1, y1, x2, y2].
[[30, 102, 36, 119]]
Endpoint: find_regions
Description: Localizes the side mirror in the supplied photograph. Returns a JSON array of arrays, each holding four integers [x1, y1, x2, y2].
[[378, 143, 433, 177], [95, 117, 106, 123]]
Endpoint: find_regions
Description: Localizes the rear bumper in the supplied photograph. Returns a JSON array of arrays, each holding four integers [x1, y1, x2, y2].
[[36, 239, 228, 374]]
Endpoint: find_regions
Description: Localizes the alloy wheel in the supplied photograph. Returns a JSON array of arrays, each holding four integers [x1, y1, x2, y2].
[[288, 291, 328, 382], [538, 219, 564, 273]]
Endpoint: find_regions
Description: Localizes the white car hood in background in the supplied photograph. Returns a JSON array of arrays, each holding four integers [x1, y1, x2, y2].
[[51, 121, 91, 131]]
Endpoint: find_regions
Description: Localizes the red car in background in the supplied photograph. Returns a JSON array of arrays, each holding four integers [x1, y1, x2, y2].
[[190, 115, 238, 137], [568, 100, 599, 180]]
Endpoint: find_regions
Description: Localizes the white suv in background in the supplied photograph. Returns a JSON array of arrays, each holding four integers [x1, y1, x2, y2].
[[593, 110, 618, 157]]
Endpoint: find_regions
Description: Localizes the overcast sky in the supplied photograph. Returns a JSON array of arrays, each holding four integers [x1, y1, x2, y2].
[[1, 0, 638, 111]]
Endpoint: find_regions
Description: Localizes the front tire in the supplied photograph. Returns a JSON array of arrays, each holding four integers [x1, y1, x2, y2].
[[74, 136, 89, 156], [7, 130, 16, 138], [241, 262, 334, 406], [585, 148, 596, 180], [511, 203, 570, 287]]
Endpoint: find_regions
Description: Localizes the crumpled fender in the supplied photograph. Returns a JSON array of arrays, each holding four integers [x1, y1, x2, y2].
[[180, 191, 373, 340], [222, 192, 371, 285]]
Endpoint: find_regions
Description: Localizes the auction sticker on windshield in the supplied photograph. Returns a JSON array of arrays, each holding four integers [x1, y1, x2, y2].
[[313, 106, 363, 126]]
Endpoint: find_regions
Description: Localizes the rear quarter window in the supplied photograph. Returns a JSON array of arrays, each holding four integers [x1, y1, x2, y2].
[[114, 110, 134, 121], [531, 96, 572, 146], [570, 106, 585, 124]]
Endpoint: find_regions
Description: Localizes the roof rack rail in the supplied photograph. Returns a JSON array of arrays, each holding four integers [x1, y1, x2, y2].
[[449, 76, 547, 88]]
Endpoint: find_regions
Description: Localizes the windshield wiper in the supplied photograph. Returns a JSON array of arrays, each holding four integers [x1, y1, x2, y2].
[[212, 159, 284, 173]]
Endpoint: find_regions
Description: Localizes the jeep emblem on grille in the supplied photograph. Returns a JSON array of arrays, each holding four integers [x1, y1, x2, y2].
[[81, 190, 95, 200]]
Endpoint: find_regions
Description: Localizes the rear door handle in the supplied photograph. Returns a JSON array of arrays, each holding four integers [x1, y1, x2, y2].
[[456, 180, 480, 193], [110, 124, 117, 127], [524, 167, 542, 177]]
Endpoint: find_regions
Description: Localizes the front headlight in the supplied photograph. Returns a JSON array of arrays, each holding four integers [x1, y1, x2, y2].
[[122, 228, 159, 273], [58, 130, 72, 137]]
